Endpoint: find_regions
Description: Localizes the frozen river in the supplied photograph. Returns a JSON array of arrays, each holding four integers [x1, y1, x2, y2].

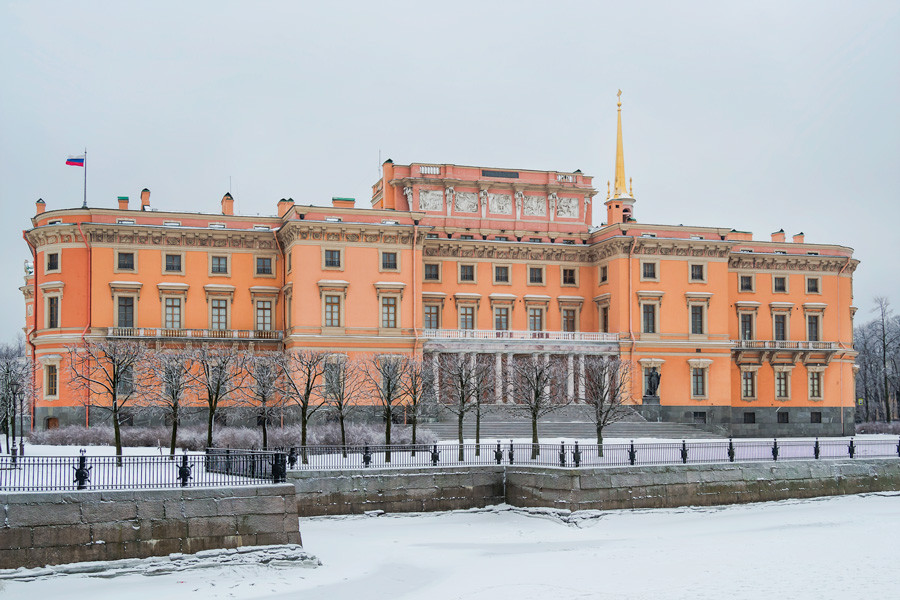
[[3, 492, 898, 599]]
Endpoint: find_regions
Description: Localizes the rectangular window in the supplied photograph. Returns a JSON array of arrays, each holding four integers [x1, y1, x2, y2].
[[165, 254, 182, 272], [774, 314, 787, 341], [495, 236, 508, 241], [325, 249, 341, 268], [600, 306, 610, 333], [740, 313, 754, 340], [256, 257, 273, 275], [529, 267, 543, 284], [381, 297, 397, 329], [777, 412, 789, 424], [459, 306, 475, 330], [494, 265, 509, 283], [773, 276, 787, 293], [776, 371, 789, 399], [807, 315, 820, 341], [164, 298, 182, 329], [811, 411, 822, 424], [211, 256, 228, 274], [117, 252, 135, 271], [256, 300, 272, 331], [743, 412, 756, 424], [494, 307, 509, 331], [46, 364, 58, 397], [47, 296, 59, 328], [117, 297, 134, 328], [739, 275, 753, 291], [642, 262, 657, 280], [382, 252, 398, 270], [424, 264, 440, 281], [807, 277, 820, 294], [562, 268, 576, 285], [642, 304, 656, 334], [424, 305, 440, 329], [690, 305, 705, 335], [600, 265, 608, 283], [210, 299, 228, 330], [809, 371, 822, 398], [460, 264, 475, 282], [47, 253, 59, 271], [324, 359, 344, 397], [691, 368, 706, 397], [690, 264, 704, 282], [562, 309, 576, 332], [325, 295, 341, 327], [528, 308, 544, 331], [741, 371, 756, 399], [459, 234, 474, 240], [692, 411, 707, 424]]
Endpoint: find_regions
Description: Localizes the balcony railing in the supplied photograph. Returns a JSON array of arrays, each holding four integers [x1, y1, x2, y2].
[[732, 340, 838, 351], [106, 327, 283, 341], [556, 173, 576, 183], [418, 165, 441, 176], [423, 329, 619, 343]]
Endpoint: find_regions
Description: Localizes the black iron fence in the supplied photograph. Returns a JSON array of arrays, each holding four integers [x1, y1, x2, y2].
[[276, 437, 900, 471], [0, 450, 286, 492]]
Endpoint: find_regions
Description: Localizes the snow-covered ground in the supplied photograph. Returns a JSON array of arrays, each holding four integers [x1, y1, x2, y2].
[[3, 493, 898, 599]]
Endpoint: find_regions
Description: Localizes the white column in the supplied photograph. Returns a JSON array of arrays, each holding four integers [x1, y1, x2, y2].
[[432, 354, 441, 404], [507, 353, 514, 403], [567, 354, 575, 401], [495, 353, 503, 403], [578, 354, 586, 400]]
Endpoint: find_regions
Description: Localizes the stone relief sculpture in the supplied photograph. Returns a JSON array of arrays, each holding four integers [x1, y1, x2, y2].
[[514, 191, 524, 219], [557, 197, 579, 218], [419, 189, 444, 212], [489, 193, 512, 215], [403, 187, 413, 208], [446, 187, 455, 216], [523, 195, 546, 216], [479, 190, 488, 218], [455, 191, 478, 213]]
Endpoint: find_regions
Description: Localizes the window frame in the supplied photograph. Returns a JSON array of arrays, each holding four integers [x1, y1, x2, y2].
[[458, 305, 476, 330], [380, 295, 399, 330], [255, 255, 276, 278], [527, 307, 545, 332], [45, 294, 61, 329], [255, 299, 274, 331], [116, 295, 136, 329], [493, 264, 511, 285], [805, 276, 822, 295], [640, 301, 659, 335], [424, 263, 441, 282], [560, 267, 578, 287], [209, 254, 230, 276], [163, 252, 184, 275], [527, 265, 545, 286], [114, 250, 137, 273], [808, 367, 824, 399], [423, 303, 441, 330], [324, 294, 343, 328], [164, 296, 183, 329], [322, 248, 344, 271], [599, 264, 609, 284], [640, 260, 659, 282], [689, 263, 706, 283], [774, 365, 793, 400], [740, 367, 758, 400], [561, 308, 577, 333], [379, 250, 400, 273], [738, 273, 755, 293], [773, 311, 789, 341], [209, 297, 230, 330], [458, 263, 477, 284], [494, 306, 510, 331], [45, 251, 60, 274], [44, 361, 60, 400], [772, 275, 788, 294], [738, 311, 756, 341]]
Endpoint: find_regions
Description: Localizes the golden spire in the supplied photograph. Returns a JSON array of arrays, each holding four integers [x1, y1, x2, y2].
[[613, 90, 630, 198]]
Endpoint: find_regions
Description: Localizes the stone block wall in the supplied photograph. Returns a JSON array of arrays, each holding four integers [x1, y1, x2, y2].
[[0, 484, 301, 569], [289, 466, 505, 516]]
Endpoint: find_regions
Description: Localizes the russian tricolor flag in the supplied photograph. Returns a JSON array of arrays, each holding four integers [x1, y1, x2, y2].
[[66, 154, 85, 167]]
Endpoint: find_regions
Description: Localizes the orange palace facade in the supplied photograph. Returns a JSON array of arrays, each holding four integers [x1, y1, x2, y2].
[[21, 103, 858, 437]]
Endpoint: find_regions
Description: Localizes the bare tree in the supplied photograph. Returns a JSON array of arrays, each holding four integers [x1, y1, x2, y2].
[[581, 355, 631, 450], [437, 353, 478, 460], [242, 352, 284, 450], [68, 339, 147, 464], [510, 354, 570, 459], [322, 355, 365, 456], [873, 298, 899, 423], [0, 338, 33, 453], [470, 354, 497, 456], [185, 345, 247, 448], [399, 355, 434, 453], [144, 350, 194, 456], [362, 354, 404, 462], [278, 350, 327, 462]]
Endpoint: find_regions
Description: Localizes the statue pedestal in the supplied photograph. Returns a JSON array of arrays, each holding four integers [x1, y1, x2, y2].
[[642, 395, 660, 405]]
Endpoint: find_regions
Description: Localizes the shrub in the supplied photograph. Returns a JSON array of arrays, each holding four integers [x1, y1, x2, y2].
[[855, 422, 900, 435]]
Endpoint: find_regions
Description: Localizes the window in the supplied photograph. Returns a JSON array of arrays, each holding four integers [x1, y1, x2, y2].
[[325, 295, 341, 327], [562, 268, 576, 286], [809, 371, 822, 398], [600, 306, 610, 333], [807, 315, 820, 341], [691, 368, 706, 397], [47, 296, 59, 328], [811, 411, 822, 424], [642, 262, 657, 280], [562, 309, 576, 332], [494, 307, 510, 331], [381, 297, 397, 329], [642, 304, 656, 334], [324, 249, 341, 268], [739, 275, 754, 292], [776, 371, 790, 399], [460, 234, 474, 240], [424, 305, 440, 329], [690, 264, 705, 282], [495, 236, 508, 241], [117, 297, 134, 328], [528, 308, 544, 331], [774, 314, 787, 341], [324, 357, 345, 397], [529, 237, 542, 243], [741, 370, 756, 399], [743, 412, 756, 424], [382, 252, 398, 271], [460, 264, 475, 282], [47, 253, 59, 272], [164, 298, 182, 329], [690, 305, 705, 335], [740, 313, 754, 340], [256, 257, 273, 275], [773, 276, 787, 293], [287, 253, 292, 272], [777, 412, 789, 424], [117, 367, 135, 397], [426, 233, 438, 239], [424, 264, 440, 281], [256, 300, 272, 331], [807, 277, 820, 294], [692, 411, 707, 424], [211, 256, 228, 274], [459, 306, 475, 330], [165, 254, 182, 273], [600, 265, 608, 283], [529, 267, 544, 284], [210, 299, 228, 330], [494, 265, 509, 283], [46, 364, 58, 398], [117, 252, 135, 271]]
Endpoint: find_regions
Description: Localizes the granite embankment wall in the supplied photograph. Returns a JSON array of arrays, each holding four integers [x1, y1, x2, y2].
[[0, 484, 301, 569], [289, 459, 900, 516]]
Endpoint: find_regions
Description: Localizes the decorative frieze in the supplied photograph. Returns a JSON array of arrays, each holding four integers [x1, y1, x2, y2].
[[488, 193, 512, 215], [455, 192, 478, 213], [556, 197, 579, 218], [523, 195, 546, 216], [419, 189, 444, 212]]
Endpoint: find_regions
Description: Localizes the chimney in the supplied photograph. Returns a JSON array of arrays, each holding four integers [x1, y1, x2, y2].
[[35, 198, 46, 215], [792, 232, 805, 244], [332, 197, 356, 209], [277, 198, 295, 218], [118, 196, 129, 210], [140, 188, 151, 211], [770, 228, 785, 243], [221, 192, 234, 216]]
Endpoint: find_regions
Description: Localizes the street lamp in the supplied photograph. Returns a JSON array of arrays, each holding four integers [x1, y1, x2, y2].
[[8, 381, 22, 456]]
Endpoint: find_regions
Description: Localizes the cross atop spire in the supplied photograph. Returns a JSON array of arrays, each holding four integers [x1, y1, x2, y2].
[[613, 90, 631, 199]]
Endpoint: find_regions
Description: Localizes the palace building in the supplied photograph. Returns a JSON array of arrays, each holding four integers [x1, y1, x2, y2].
[[21, 97, 858, 436]]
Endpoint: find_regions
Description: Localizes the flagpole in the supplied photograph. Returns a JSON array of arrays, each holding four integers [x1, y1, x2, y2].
[[82, 148, 87, 208]]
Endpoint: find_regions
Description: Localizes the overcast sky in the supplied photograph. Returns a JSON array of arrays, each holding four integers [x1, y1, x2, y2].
[[1, 1, 898, 343]]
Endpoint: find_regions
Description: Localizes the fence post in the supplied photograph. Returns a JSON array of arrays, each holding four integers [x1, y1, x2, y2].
[[814, 438, 820, 460], [727, 438, 735, 463], [771, 439, 779, 462], [272, 452, 287, 483], [628, 441, 636, 466], [363, 445, 372, 468], [431, 444, 440, 466], [572, 441, 581, 468], [508, 440, 515, 465], [559, 442, 566, 467], [494, 441, 503, 465], [680, 440, 688, 464], [848, 438, 855, 459], [73, 450, 91, 490], [177, 454, 193, 487]]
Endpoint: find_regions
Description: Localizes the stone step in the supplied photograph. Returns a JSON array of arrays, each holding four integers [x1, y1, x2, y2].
[[420, 421, 722, 440]]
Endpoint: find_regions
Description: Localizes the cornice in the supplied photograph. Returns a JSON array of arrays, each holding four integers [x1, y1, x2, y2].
[[82, 223, 278, 251], [390, 177, 598, 198], [277, 220, 422, 248], [728, 254, 858, 274], [423, 241, 593, 264]]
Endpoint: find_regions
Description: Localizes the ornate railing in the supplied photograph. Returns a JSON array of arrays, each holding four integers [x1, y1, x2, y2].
[[423, 329, 619, 343], [732, 340, 839, 351], [106, 327, 283, 341]]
